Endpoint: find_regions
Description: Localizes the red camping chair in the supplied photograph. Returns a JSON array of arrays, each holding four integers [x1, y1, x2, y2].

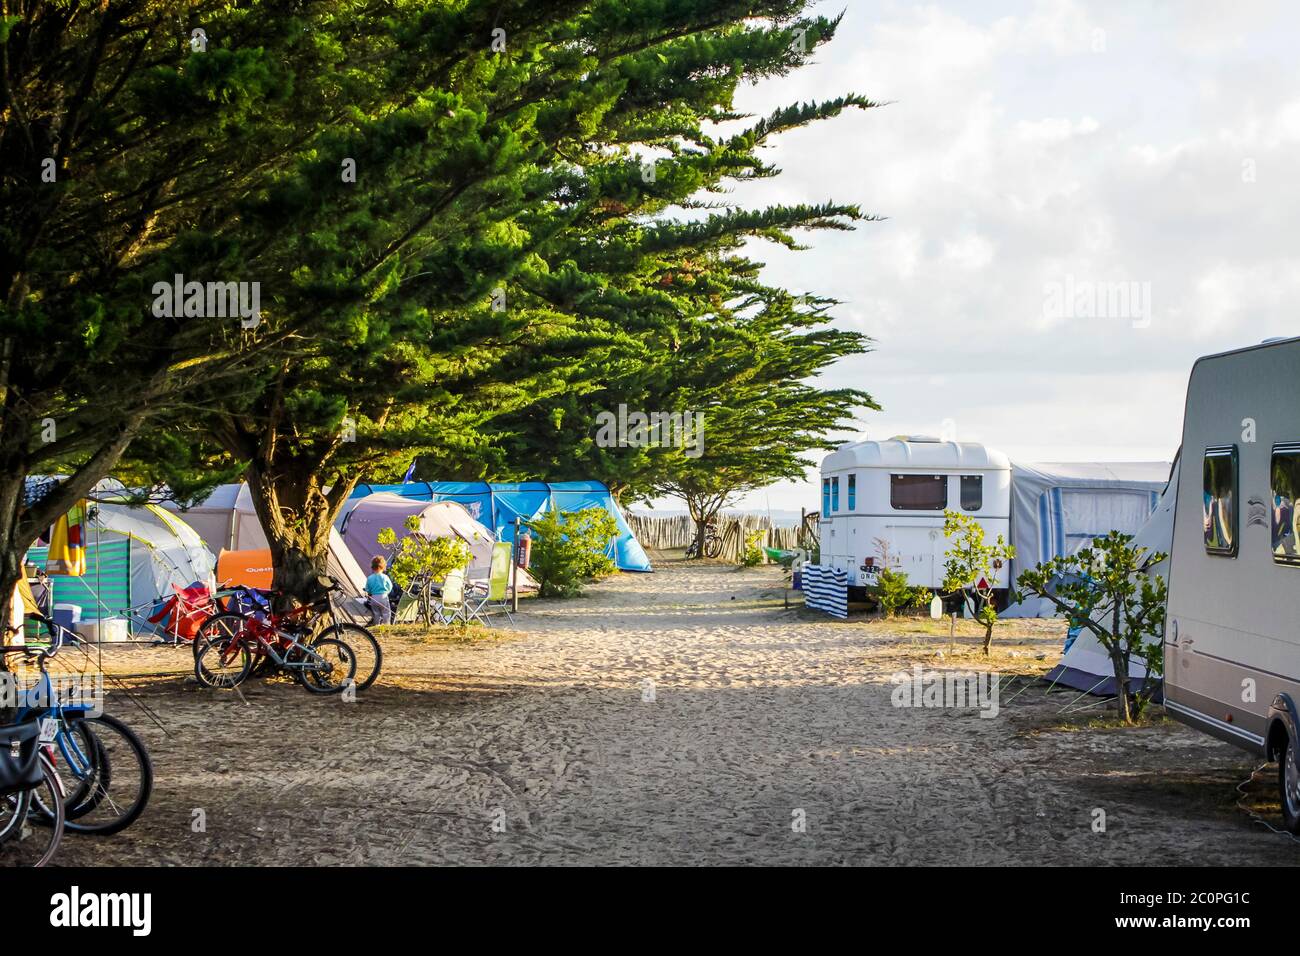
[[147, 583, 215, 644]]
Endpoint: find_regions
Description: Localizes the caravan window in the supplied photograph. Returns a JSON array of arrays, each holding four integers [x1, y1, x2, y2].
[[847, 474, 856, 510], [831, 477, 840, 511], [1271, 445, 1300, 566], [1203, 446, 1238, 557], [960, 475, 983, 511], [890, 474, 948, 511], [822, 479, 831, 518]]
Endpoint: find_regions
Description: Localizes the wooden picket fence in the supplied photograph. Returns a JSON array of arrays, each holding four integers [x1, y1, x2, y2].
[[626, 512, 809, 563]]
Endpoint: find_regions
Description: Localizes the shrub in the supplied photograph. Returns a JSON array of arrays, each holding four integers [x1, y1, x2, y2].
[[1016, 531, 1167, 724], [527, 507, 619, 598], [876, 566, 913, 618], [740, 529, 765, 567]]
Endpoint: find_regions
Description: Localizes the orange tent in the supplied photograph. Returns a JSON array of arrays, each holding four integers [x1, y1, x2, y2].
[[217, 549, 274, 589]]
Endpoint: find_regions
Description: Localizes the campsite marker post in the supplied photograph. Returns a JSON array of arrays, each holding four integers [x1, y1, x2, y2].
[[511, 517, 520, 614]]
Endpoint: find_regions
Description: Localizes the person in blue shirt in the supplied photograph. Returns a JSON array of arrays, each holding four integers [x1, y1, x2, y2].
[[365, 556, 394, 626]]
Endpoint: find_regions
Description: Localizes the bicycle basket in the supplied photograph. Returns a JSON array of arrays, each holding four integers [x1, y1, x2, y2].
[[0, 721, 43, 796]]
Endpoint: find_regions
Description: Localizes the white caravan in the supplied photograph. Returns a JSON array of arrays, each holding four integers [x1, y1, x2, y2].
[[819, 437, 1013, 596], [1163, 336, 1300, 830], [819, 437, 1167, 606]]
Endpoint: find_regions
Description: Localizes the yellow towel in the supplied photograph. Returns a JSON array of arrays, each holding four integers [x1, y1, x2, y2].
[[46, 500, 87, 576]]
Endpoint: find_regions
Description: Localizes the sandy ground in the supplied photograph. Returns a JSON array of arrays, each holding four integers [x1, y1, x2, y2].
[[51, 559, 1300, 866]]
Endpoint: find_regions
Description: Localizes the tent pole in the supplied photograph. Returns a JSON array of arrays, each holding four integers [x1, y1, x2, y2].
[[511, 516, 520, 614]]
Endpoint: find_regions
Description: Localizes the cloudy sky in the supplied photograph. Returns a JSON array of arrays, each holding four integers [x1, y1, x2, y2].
[[664, 0, 1300, 514]]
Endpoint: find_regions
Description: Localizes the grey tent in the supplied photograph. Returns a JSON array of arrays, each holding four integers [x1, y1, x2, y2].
[[1003, 460, 1170, 617], [1041, 455, 1178, 695]]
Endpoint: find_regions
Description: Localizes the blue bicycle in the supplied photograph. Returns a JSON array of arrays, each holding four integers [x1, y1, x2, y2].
[[6, 614, 153, 837]]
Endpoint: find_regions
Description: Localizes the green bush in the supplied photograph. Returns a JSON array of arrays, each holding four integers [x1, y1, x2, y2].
[[876, 567, 913, 618], [528, 507, 619, 598], [740, 529, 765, 567]]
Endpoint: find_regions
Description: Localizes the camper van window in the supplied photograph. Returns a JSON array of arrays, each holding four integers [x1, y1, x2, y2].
[[960, 475, 983, 511], [822, 479, 831, 518], [1271, 445, 1300, 566], [847, 474, 856, 510], [831, 477, 840, 511], [890, 474, 948, 511], [1203, 446, 1238, 557]]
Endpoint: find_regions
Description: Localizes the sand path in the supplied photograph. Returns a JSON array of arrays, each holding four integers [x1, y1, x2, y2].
[[57, 561, 1298, 865]]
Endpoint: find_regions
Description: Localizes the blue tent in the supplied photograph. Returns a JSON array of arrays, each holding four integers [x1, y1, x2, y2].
[[345, 480, 652, 572]]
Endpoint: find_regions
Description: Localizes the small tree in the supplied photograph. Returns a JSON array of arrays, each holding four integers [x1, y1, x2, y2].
[[377, 517, 474, 625], [1015, 531, 1167, 724], [941, 510, 1015, 655], [527, 507, 618, 598]]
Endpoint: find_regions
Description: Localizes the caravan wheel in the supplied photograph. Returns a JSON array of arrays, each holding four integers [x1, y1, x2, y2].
[[1279, 734, 1300, 833]]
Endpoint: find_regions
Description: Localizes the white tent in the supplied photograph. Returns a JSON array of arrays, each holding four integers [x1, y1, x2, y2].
[[164, 483, 367, 599], [163, 483, 265, 551], [1003, 460, 1170, 617], [1042, 455, 1179, 697], [28, 499, 216, 627]]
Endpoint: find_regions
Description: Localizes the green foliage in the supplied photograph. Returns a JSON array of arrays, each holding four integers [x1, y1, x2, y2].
[[941, 511, 1015, 654], [1016, 531, 1168, 723], [909, 587, 935, 613], [376, 515, 474, 590], [527, 507, 618, 598], [876, 567, 914, 619], [740, 529, 765, 567]]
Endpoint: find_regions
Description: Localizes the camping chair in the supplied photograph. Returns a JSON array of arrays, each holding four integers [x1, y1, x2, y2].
[[466, 542, 515, 625], [432, 567, 468, 624], [147, 582, 215, 645]]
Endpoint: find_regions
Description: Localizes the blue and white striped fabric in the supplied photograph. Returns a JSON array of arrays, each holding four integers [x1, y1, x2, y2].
[[803, 564, 848, 619]]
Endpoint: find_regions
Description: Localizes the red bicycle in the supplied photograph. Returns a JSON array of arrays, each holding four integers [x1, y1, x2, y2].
[[192, 600, 357, 694], [195, 578, 382, 692]]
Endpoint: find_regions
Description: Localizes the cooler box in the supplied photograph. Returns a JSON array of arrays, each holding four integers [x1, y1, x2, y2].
[[80, 618, 129, 643], [52, 603, 81, 636]]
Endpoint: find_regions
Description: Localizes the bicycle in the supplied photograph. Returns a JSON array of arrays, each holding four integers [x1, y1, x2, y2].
[[7, 616, 153, 837], [193, 594, 359, 694], [0, 643, 66, 867], [685, 524, 724, 559], [200, 578, 382, 692]]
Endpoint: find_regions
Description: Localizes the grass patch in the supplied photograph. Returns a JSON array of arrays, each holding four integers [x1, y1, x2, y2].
[[378, 623, 517, 646]]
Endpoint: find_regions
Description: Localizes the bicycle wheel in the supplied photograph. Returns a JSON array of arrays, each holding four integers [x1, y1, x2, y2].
[[32, 719, 99, 820], [317, 623, 382, 691], [193, 613, 253, 688], [63, 715, 152, 836], [0, 756, 64, 866], [705, 536, 723, 559], [297, 637, 356, 694]]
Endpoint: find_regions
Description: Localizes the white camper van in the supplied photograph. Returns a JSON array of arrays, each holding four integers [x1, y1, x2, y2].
[[819, 437, 1013, 596], [1163, 336, 1300, 830]]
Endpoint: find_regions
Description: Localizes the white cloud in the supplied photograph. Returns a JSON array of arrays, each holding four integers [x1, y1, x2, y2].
[[670, 0, 1300, 513]]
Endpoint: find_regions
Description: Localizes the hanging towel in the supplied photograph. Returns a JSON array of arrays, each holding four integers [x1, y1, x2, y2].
[[46, 500, 87, 576]]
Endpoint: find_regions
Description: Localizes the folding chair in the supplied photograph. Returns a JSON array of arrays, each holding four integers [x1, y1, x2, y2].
[[466, 542, 515, 625], [432, 567, 468, 624]]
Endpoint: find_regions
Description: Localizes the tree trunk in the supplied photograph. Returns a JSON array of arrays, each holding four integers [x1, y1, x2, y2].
[[1110, 603, 1133, 724], [244, 463, 357, 609]]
